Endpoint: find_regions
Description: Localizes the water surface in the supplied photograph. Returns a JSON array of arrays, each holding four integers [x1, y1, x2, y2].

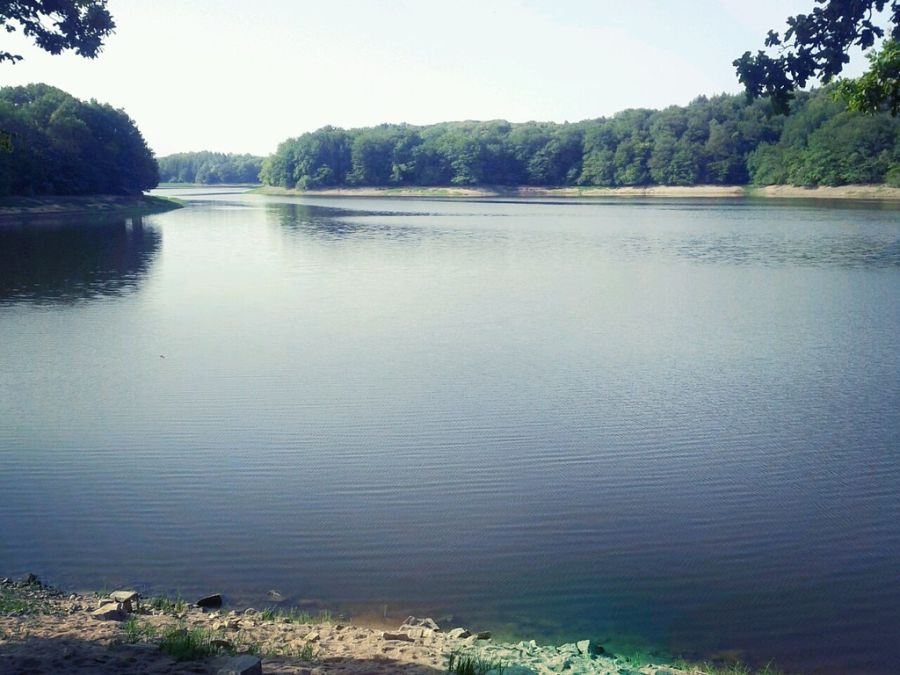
[[1, 189, 898, 673]]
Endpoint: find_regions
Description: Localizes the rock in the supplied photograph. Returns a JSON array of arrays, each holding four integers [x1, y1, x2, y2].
[[476, 631, 492, 640], [1, 577, 11, 585], [266, 590, 284, 602], [197, 593, 223, 608], [217, 655, 262, 675], [91, 602, 126, 621], [401, 616, 441, 631], [211, 638, 234, 651], [447, 627, 471, 639], [382, 631, 414, 642], [19, 573, 40, 586], [576, 639, 604, 655], [243, 607, 257, 616], [304, 631, 320, 642], [110, 591, 139, 613]]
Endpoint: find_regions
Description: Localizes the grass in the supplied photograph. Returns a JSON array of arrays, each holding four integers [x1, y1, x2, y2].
[[121, 618, 262, 661], [0, 590, 47, 616], [447, 652, 506, 675], [258, 606, 334, 624], [668, 658, 787, 675], [144, 594, 188, 614], [158, 625, 227, 661], [121, 617, 159, 643], [294, 642, 318, 661]]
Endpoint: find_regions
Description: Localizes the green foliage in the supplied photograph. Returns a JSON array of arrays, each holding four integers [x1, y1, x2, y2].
[[734, 1, 900, 114], [746, 88, 900, 185], [0, 83, 158, 196], [158, 151, 264, 184], [0, 1, 115, 64], [447, 652, 506, 675], [263, 88, 897, 190], [836, 39, 900, 115]]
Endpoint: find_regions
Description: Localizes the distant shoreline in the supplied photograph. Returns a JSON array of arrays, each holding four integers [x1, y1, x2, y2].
[[0, 194, 183, 221], [257, 184, 900, 201]]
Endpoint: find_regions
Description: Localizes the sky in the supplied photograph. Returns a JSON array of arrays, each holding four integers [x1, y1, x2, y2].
[[0, 0, 878, 157]]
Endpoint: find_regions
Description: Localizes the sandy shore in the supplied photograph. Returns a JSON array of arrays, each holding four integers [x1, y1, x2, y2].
[[258, 184, 900, 201], [0, 576, 694, 675]]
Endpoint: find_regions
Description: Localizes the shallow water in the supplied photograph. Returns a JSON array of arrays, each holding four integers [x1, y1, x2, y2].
[[1, 189, 898, 673]]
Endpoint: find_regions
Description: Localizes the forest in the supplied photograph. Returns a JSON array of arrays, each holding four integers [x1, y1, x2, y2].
[[2, 83, 899, 198], [0, 84, 157, 197], [261, 88, 900, 190], [157, 152, 264, 184]]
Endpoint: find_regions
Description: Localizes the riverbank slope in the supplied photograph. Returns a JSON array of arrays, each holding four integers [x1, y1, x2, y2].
[[0, 195, 183, 221]]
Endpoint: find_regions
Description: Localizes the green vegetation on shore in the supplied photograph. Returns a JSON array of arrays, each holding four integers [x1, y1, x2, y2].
[[0, 194, 182, 219], [0, 84, 158, 197], [261, 87, 899, 192], [157, 151, 264, 185]]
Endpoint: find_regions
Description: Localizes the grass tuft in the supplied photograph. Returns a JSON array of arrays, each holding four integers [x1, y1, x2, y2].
[[158, 624, 231, 661], [145, 594, 188, 614], [447, 652, 506, 675], [0, 590, 46, 616], [258, 606, 334, 624]]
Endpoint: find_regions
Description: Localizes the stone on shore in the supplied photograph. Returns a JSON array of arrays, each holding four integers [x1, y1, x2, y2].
[[447, 627, 471, 639], [91, 602, 126, 621], [197, 593, 223, 608], [217, 654, 262, 675], [401, 615, 441, 631], [382, 631, 415, 642], [577, 639, 604, 655]]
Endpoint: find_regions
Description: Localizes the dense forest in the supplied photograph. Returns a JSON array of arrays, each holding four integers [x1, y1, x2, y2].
[[261, 88, 900, 190], [0, 84, 157, 196], [157, 152, 264, 184]]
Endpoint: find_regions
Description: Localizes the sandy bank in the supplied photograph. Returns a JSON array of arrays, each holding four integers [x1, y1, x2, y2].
[[1, 575, 693, 675], [257, 184, 900, 201]]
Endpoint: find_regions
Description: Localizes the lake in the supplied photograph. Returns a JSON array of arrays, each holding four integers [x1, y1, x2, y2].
[[1, 188, 898, 673]]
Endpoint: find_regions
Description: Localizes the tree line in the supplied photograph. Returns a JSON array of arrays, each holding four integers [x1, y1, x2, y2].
[[261, 87, 900, 190], [157, 152, 264, 184], [0, 83, 157, 196]]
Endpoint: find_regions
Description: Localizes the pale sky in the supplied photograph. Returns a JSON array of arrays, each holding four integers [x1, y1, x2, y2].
[[0, 0, 876, 157]]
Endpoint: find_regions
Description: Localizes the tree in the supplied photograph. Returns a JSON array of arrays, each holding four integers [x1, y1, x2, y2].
[[1, 1, 115, 64], [734, 0, 900, 113], [836, 39, 900, 114]]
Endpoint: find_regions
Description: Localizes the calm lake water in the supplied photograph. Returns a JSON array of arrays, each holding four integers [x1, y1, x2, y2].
[[1, 188, 899, 673]]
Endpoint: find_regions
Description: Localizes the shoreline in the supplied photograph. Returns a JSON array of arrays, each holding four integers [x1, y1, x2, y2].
[[0, 194, 183, 222], [0, 574, 748, 675], [256, 184, 900, 201]]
